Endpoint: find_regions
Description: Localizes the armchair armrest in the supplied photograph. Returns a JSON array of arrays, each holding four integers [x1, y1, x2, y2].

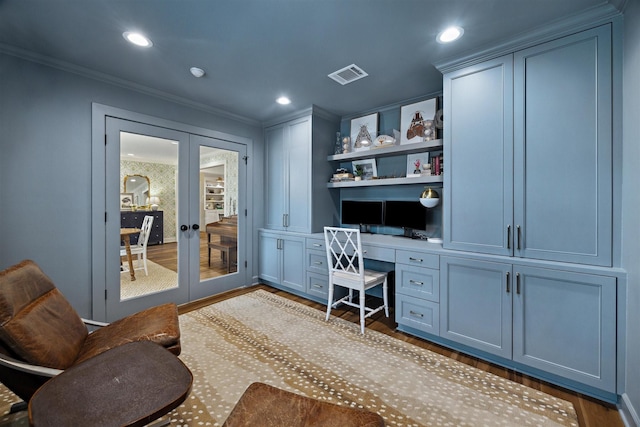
[[0, 353, 62, 377]]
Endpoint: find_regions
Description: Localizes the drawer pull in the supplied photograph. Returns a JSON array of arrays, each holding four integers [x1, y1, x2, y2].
[[409, 257, 423, 263], [409, 310, 424, 318], [313, 261, 323, 265], [312, 284, 323, 289], [313, 243, 322, 247], [409, 279, 424, 286]]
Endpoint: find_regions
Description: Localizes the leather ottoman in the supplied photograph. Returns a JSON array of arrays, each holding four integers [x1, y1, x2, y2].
[[222, 382, 384, 427]]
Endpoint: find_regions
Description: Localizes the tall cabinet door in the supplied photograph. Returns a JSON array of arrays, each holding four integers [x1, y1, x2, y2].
[[513, 25, 612, 266], [285, 117, 311, 233], [265, 125, 286, 230], [440, 256, 513, 359], [443, 55, 514, 255]]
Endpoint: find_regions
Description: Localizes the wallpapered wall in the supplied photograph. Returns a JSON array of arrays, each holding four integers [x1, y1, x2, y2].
[[121, 160, 178, 241], [121, 151, 239, 242]]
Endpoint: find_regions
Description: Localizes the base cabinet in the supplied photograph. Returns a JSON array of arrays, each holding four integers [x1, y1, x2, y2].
[[258, 231, 305, 293], [440, 256, 616, 393]]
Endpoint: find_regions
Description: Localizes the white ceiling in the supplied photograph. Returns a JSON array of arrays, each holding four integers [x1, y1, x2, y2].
[[0, 0, 620, 123]]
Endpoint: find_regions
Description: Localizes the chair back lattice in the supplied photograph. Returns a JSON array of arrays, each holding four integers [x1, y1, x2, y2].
[[137, 215, 154, 247], [324, 227, 364, 279]]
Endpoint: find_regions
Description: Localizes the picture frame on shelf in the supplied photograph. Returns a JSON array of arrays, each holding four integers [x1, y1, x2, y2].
[[120, 193, 134, 210], [350, 112, 378, 152], [400, 98, 437, 145], [351, 159, 377, 180], [406, 153, 431, 177]]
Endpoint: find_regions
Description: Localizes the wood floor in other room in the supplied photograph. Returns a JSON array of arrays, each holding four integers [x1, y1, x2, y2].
[[179, 284, 624, 427]]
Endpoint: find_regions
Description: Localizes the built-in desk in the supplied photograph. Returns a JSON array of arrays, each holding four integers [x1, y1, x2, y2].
[[257, 228, 622, 402]]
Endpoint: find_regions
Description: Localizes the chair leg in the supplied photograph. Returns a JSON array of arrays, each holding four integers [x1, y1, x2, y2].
[[142, 253, 149, 276], [359, 291, 366, 334], [325, 283, 334, 321], [383, 277, 389, 317]]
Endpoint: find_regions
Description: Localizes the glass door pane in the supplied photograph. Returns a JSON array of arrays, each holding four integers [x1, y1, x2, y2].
[[190, 134, 246, 300], [119, 132, 179, 300]]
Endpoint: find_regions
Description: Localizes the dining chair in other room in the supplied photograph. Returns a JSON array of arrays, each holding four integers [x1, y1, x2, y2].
[[120, 215, 154, 276], [323, 226, 389, 334]]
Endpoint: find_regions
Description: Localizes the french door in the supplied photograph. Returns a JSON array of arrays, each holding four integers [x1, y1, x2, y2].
[[104, 117, 246, 320]]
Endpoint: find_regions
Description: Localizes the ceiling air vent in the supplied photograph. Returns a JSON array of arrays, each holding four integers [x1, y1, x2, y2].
[[328, 64, 368, 85]]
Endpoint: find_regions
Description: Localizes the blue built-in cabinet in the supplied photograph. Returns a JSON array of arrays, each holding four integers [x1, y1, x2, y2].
[[259, 18, 622, 402], [443, 25, 612, 267]]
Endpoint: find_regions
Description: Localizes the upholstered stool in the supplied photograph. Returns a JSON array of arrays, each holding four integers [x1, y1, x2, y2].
[[222, 382, 385, 427]]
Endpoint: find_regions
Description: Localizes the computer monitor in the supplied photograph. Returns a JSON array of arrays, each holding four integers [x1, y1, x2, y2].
[[384, 200, 427, 230], [341, 200, 385, 226]]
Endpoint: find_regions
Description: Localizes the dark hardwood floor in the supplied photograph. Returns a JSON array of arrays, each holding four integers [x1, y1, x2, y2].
[[179, 285, 625, 427]]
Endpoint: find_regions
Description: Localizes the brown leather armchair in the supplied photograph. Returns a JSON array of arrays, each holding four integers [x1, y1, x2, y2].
[[0, 259, 181, 403]]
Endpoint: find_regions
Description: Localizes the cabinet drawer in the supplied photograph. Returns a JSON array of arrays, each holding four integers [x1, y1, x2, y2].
[[306, 251, 328, 274], [306, 272, 329, 300], [396, 264, 439, 302], [306, 238, 326, 251], [395, 294, 439, 335], [396, 250, 439, 269], [362, 245, 395, 262]]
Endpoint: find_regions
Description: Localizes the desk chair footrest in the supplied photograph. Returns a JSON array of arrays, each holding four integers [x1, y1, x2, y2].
[[331, 297, 386, 318]]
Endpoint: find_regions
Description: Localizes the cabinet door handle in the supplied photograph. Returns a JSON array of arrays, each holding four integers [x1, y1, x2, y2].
[[409, 310, 424, 318], [517, 225, 522, 250], [285, 214, 289, 227], [312, 284, 323, 289], [507, 225, 511, 250], [313, 261, 323, 265], [409, 257, 423, 263], [277, 238, 283, 250], [506, 271, 510, 293], [409, 279, 424, 286], [516, 272, 521, 294], [282, 214, 286, 228], [313, 243, 322, 247]]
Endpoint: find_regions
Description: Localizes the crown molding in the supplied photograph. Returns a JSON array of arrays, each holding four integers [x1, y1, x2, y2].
[[435, 3, 622, 74], [0, 42, 261, 127]]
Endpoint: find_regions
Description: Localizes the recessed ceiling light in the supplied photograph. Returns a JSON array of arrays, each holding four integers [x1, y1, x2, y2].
[[437, 26, 464, 43], [123, 31, 153, 48], [276, 96, 291, 105], [190, 67, 205, 78]]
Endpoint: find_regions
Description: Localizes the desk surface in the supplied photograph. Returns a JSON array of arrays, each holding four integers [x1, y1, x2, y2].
[[29, 341, 192, 427]]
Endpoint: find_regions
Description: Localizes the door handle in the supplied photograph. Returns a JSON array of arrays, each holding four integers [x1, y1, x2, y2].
[[507, 225, 511, 250], [180, 225, 189, 231], [506, 271, 510, 293], [516, 272, 521, 294], [517, 225, 521, 250], [192, 224, 200, 230]]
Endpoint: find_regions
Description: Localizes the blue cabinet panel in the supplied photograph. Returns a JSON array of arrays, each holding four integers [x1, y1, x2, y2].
[[440, 256, 513, 359], [512, 265, 616, 392], [443, 55, 514, 255], [396, 293, 439, 335], [513, 25, 612, 266]]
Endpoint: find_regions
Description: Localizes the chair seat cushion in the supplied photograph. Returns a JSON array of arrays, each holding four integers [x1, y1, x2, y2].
[[223, 382, 384, 427], [74, 303, 180, 365], [332, 269, 387, 289]]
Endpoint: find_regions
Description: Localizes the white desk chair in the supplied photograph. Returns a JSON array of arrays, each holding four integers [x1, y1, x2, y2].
[[323, 226, 389, 334], [120, 215, 154, 276]]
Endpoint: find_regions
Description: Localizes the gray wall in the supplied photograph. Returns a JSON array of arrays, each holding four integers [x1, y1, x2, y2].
[[0, 52, 265, 317], [622, 0, 640, 423]]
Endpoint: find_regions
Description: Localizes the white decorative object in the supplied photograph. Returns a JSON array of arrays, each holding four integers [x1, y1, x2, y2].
[[351, 159, 377, 180], [406, 152, 430, 177]]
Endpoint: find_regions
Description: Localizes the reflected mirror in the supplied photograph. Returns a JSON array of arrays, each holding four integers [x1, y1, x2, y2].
[[123, 175, 151, 209]]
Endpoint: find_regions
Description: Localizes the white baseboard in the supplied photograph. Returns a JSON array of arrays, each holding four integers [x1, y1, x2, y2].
[[620, 393, 640, 427]]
